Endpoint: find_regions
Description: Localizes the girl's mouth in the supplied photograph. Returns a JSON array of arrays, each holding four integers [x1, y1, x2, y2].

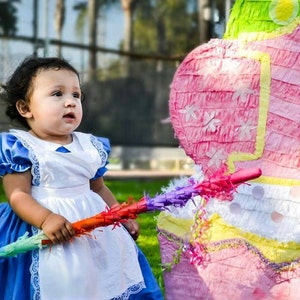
[[63, 112, 76, 121], [64, 112, 75, 118]]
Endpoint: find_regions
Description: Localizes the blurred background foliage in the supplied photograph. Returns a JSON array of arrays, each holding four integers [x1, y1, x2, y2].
[[0, 0, 234, 147]]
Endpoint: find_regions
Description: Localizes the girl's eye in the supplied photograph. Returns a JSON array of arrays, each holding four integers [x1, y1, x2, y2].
[[73, 92, 80, 98], [53, 91, 62, 97]]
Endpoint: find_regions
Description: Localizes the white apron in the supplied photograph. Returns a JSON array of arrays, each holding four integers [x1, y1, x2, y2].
[[11, 129, 144, 300]]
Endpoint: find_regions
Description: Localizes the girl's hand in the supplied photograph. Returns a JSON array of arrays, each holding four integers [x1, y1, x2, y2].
[[122, 219, 140, 241], [41, 213, 75, 244]]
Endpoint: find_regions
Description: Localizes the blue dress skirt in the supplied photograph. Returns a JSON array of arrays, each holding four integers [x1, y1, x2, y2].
[[0, 203, 163, 299]]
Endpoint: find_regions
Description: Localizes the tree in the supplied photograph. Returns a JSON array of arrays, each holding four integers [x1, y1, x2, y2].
[[120, 0, 138, 52], [0, 2, 17, 36], [74, 0, 118, 81], [198, 0, 228, 43], [134, 0, 199, 56], [198, 0, 211, 43], [120, 0, 138, 76], [88, 0, 98, 81], [54, 0, 65, 57]]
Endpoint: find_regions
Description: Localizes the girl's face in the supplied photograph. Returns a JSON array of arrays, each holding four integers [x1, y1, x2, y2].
[[19, 68, 83, 144]]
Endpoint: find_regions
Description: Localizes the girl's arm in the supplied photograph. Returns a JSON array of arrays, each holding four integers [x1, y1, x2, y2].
[[90, 177, 140, 240], [3, 170, 74, 244], [90, 176, 118, 208]]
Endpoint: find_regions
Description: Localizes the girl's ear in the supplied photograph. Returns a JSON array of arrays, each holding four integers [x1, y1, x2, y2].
[[16, 100, 32, 118]]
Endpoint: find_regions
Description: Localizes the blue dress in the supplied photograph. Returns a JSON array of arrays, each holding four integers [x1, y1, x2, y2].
[[0, 129, 163, 300]]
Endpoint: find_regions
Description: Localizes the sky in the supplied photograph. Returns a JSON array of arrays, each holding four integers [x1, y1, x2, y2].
[[0, 0, 124, 79]]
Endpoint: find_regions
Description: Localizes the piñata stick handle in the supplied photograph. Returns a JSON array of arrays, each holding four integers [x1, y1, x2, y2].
[[41, 199, 148, 245], [41, 169, 262, 246]]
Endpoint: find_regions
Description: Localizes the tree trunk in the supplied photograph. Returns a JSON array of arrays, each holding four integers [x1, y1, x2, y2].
[[55, 0, 65, 57], [198, 0, 212, 44], [120, 0, 137, 77], [33, 0, 39, 56], [88, 0, 98, 81], [152, 3, 167, 144]]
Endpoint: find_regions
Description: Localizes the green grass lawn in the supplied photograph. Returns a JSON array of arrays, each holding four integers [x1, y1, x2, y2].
[[0, 178, 169, 294]]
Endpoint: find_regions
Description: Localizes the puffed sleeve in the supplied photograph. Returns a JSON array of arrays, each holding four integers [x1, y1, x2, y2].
[[91, 136, 111, 180], [0, 133, 32, 176]]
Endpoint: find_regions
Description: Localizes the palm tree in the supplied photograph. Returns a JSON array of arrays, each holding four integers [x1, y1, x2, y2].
[[54, 0, 65, 57], [74, 0, 119, 81], [198, 0, 231, 43], [88, 0, 98, 81], [120, 0, 138, 76], [198, 0, 212, 43], [120, 0, 138, 52], [0, 1, 17, 35]]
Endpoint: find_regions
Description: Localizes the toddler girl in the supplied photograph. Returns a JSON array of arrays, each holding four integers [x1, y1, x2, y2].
[[0, 56, 163, 300]]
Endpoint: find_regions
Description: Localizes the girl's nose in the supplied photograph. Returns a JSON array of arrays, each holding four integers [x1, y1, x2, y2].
[[64, 97, 76, 107]]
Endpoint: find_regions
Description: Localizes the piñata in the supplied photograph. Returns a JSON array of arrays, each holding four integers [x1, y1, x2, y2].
[[158, 0, 300, 299]]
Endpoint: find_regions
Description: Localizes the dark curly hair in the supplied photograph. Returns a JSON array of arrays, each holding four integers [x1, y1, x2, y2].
[[1, 55, 85, 129]]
